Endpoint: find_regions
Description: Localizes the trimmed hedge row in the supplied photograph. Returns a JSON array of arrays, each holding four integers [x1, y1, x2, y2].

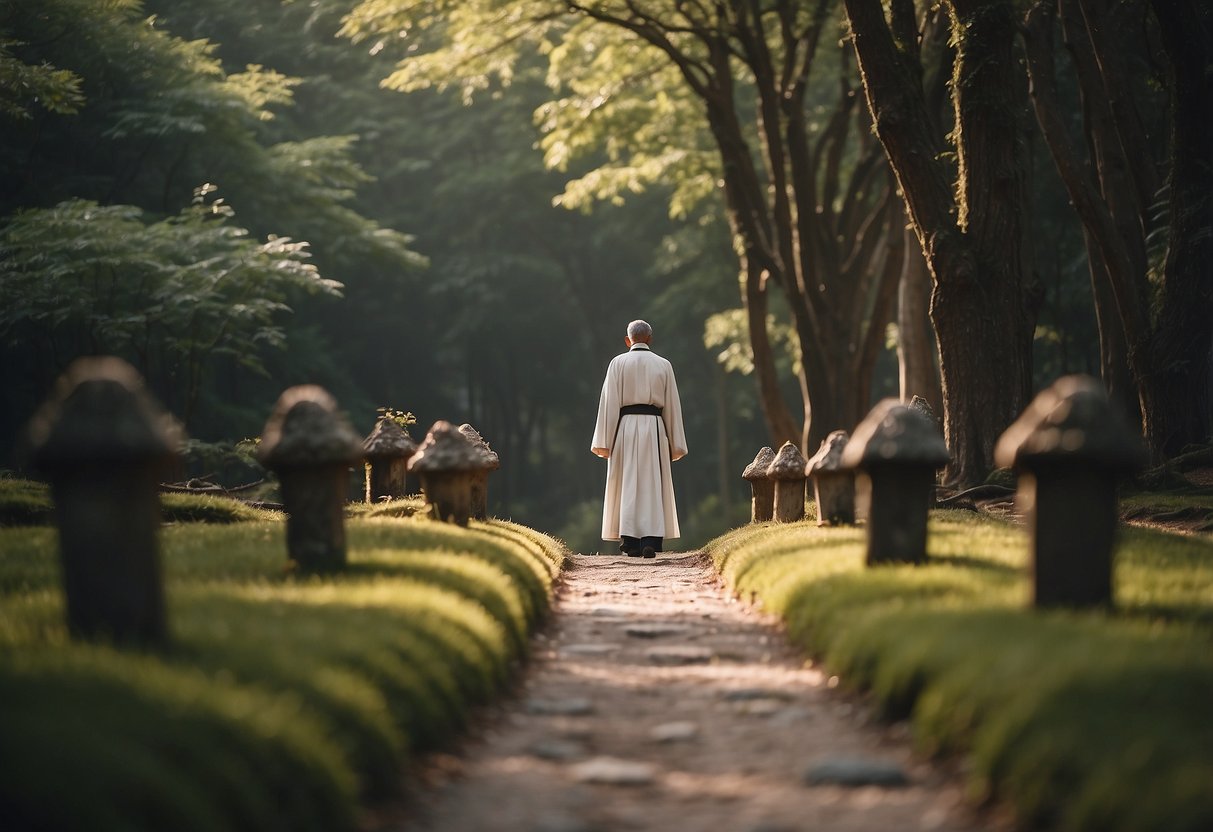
[[0, 514, 567, 830], [707, 512, 1213, 832]]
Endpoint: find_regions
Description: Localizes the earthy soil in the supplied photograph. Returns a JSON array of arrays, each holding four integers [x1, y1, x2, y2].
[[368, 552, 1007, 832]]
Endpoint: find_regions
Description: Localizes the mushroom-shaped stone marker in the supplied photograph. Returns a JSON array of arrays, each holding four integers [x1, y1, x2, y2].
[[458, 424, 500, 521], [806, 431, 855, 526], [994, 375, 1145, 608], [408, 421, 482, 526], [363, 416, 417, 503], [767, 441, 809, 523], [909, 395, 938, 426], [259, 386, 362, 573], [841, 399, 950, 566], [742, 447, 777, 522], [25, 356, 182, 646]]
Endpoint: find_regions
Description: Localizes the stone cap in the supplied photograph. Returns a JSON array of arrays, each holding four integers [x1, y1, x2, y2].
[[742, 446, 776, 481], [408, 420, 483, 473], [841, 398, 950, 469], [767, 441, 808, 481], [26, 356, 183, 469], [994, 375, 1146, 471], [806, 430, 851, 475], [363, 416, 418, 459], [258, 385, 363, 468], [458, 423, 501, 471]]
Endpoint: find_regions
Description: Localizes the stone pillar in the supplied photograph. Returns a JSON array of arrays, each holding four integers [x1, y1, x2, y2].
[[408, 421, 482, 526], [995, 375, 1145, 608], [363, 416, 417, 502], [806, 431, 855, 525], [767, 441, 809, 523], [458, 424, 500, 521], [842, 399, 950, 566], [259, 386, 362, 573], [742, 447, 776, 522], [26, 357, 182, 645]]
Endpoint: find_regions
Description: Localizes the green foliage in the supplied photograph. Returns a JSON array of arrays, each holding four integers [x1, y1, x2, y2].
[[0, 477, 53, 526], [706, 514, 1213, 831], [0, 514, 568, 829], [376, 406, 417, 433], [0, 39, 83, 118]]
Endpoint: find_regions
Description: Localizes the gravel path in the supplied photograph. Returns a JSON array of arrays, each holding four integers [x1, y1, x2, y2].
[[371, 552, 1002, 832]]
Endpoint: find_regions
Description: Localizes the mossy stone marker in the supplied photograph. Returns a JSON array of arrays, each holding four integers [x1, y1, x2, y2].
[[842, 399, 949, 565], [26, 356, 182, 645], [806, 430, 855, 526], [767, 441, 809, 523], [995, 375, 1145, 608], [742, 446, 776, 523], [259, 386, 362, 572], [362, 415, 417, 502], [408, 421, 482, 526], [458, 423, 500, 521]]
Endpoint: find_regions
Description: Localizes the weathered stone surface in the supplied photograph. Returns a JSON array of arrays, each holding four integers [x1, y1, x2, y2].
[[803, 757, 910, 788], [743, 446, 777, 523], [841, 399, 949, 470], [572, 757, 656, 786], [724, 688, 794, 702], [562, 643, 621, 656], [742, 446, 776, 480]]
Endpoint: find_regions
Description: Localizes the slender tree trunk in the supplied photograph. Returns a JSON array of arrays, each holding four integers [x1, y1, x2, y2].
[[897, 222, 942, 413]]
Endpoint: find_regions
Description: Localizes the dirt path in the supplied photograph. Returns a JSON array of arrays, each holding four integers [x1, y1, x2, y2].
[[372, 552, 1001, 832]]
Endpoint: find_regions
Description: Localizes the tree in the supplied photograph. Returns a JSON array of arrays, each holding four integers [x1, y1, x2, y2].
[[1021, 0, 1212, 462], [843, 0, 1039, 484], [342, 0, 926, 454]]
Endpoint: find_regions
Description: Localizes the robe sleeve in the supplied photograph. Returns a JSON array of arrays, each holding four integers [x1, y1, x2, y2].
[[591, 359, 620, 456], [664, 362, 689, 461]]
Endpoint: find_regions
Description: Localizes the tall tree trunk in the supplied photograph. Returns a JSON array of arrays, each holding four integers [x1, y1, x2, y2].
[[845, 0, 1036, 485], [896, 222, 942, 413], [1142, 0, 1213, 456]]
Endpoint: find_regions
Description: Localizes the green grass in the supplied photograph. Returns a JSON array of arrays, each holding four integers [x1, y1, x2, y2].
[[0, 477, 281, 526], [0, 512, 567, 830], [707, 512, 1213, 832]]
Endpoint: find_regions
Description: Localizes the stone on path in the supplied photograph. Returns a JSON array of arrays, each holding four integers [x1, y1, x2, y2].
[[649, 721, 699, 743], [644, 645, 714, 665], [528, 739, 587, 761], [561, 643, 620, 656], [803, 757, 910, 788], [526, 697, 595, 716], [724, 688, 794, 702], [572, 756, 656, 786], [623, 623, 690, 639]]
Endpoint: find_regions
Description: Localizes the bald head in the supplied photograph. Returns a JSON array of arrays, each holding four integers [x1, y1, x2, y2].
[[626, 320, 653, 342]]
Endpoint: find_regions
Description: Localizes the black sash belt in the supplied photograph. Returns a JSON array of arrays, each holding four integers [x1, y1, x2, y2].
[[620, 404, 662, 417]]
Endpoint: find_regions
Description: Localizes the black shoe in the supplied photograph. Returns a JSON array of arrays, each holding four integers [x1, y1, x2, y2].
[[641, 546, 656, 559], [620, 542, 642, 558]]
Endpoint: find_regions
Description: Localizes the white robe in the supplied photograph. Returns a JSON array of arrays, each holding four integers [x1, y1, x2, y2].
[[591, 344, 688, 541]]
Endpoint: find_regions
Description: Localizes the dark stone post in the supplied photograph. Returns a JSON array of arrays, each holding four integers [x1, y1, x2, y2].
[[258, 386, 362, 573], [362, 416, 417, 502], [408, 421, 481, 526], [742, 447, 776, 522], [806, 430, 855, 525], [26, 357, 182, 646], [995, 375, 1144, 608], [767, 441, 809, 523], [841, 399, 950, 566], [458, 424, 500, 521]]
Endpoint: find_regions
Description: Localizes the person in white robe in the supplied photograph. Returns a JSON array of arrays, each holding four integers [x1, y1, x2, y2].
[[591, 320, 688, 557]]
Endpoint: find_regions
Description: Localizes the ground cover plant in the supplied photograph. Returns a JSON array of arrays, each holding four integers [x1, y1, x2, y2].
[[0, 511, 567, 831], [707, 511, 1213, 832]]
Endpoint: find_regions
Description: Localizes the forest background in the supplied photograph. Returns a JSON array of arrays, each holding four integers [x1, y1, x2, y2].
[[1, 0, 1203, 552]]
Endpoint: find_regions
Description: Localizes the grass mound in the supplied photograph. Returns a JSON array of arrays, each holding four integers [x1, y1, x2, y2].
[[707, 513, 1213, 832], [0, 513, 568, 830], [0, 478, 280, 526]]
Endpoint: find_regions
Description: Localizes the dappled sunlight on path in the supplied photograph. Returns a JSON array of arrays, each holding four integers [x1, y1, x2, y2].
[[371, 552, 1002, 832]]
